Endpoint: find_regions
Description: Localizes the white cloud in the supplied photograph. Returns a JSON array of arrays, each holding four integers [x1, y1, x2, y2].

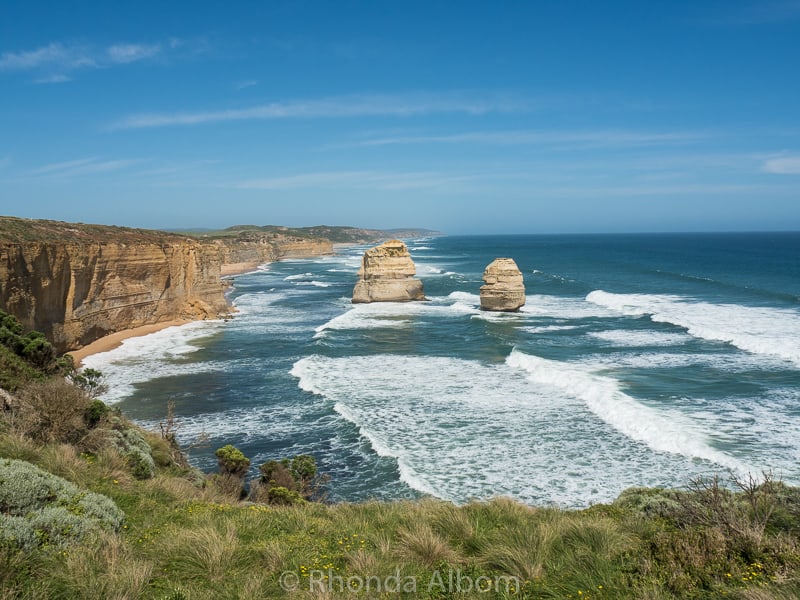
[[340, 129, 705, 149], [0, 42, 94, 71], [110, 92, 527, 129], [235, 79, 258, 90], [26, 157, 144, 177], [106, 43, 162, 64], [0, 39, 176, 80], [762, 155, 800, 174], [34, 73, 72, 84]]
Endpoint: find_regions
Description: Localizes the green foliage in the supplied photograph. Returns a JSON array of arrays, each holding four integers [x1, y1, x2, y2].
[[69, 367, 108, 397], [252, 454, 326, 504], [214, 444, 250, 477], [265, 486, 304, 505], [84, 399, 109, 429], [0, 309, 58, 380], [0, 458, 123, 550], [105, 420, 156, 480]]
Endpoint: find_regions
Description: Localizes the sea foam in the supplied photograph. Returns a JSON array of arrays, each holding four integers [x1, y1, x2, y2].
[[290, 353, 753, 507], [586, 290, 800, 367]]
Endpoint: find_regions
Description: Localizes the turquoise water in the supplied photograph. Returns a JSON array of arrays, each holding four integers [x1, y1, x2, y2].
[[84, 233, 800, 507]]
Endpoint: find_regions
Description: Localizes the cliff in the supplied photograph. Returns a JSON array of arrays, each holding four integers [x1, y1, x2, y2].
[[0, 217, 332, 352], [352, 240, 425, 303]]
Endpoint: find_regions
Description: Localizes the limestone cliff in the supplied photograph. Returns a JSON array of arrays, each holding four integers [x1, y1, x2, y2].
[[479, 258, 526, 312], [352, 240, 425, 303], [0, 217, 333, 352], [214, 235, 332, 276]]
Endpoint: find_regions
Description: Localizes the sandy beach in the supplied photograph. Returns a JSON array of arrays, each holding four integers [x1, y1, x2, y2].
[[68, 320, 193, 366]]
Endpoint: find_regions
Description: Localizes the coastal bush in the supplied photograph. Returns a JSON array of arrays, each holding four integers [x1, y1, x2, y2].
[[104, 421, 156, 480], [214, 444, 250, 477], [84, 399, 108, 429], [250, 454, 328, 504], [0, 458, 123, 550], [68, 367, 107, 397], [11, 378, 91, 444], [0, 309, 58, 375]]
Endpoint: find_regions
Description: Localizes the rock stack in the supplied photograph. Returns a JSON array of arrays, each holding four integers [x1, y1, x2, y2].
[[352, 240, 425, 303], [479, 258, 525, 311]]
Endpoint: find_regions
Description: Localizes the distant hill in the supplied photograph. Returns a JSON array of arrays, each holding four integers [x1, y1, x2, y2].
[[190, 225, 444, 244], [0, 216, 188, 244], [0, 217, 443, 245]]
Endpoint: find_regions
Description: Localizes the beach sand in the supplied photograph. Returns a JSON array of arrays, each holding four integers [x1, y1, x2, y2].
[[68, 320, 193, 366], [70, 261, 265, 366]]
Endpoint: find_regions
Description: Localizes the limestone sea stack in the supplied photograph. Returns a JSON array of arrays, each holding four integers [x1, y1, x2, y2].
[[352, 240, 425, 303], [479, 258, 526, 311]]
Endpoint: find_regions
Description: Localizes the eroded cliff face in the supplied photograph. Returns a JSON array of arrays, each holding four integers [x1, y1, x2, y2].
[[0, 240, 229, 352], [0, 219, 334, 352], [216, 236, 332, 275]]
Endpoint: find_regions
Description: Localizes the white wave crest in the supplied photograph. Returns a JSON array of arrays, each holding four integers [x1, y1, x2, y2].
[[506, 348, 750, 473], [290, 353, 754, 507], [586, 290, 800, 367]]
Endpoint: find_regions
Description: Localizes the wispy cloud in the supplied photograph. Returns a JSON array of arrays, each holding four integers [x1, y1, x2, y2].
[[0, 38, 183, 82], [106, 43, 162, 64], [702, 0, 800, 25], [26, 157, 145, 178], [336, 129, 706, 150], [233, 170, 476, 191], [235, 79, 258, 91], [0, 42, 94, 72], [109, 92, 527, 130], [34, 73, 71, 84], [762, 155, 800, 174]]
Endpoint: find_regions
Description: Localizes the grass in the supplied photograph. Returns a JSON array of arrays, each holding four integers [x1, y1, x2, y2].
[[3, 423, 799, 599]]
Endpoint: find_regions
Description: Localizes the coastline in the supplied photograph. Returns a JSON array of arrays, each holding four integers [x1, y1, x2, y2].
[[70, 261, 270, 366], [68, 320, 195, 366]]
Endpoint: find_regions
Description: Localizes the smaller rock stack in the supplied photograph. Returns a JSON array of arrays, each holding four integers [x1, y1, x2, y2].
[[479, 258, 525, 311], [352, 240, 426, 303]]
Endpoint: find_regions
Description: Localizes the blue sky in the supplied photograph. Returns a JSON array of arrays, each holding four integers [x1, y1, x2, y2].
[[1, 1, 799, 234]]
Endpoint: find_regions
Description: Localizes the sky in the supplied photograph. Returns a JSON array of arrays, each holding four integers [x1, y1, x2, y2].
[[1, 0, 799, 234]]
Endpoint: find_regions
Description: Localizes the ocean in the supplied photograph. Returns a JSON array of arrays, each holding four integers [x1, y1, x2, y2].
[[83, 233, 800, 508]]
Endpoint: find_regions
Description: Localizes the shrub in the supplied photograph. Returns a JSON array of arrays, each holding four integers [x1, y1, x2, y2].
[[215, 445, 250, 477], [265, 486, 304, 506], [68, 367, 108, 397], [12, 378, 91, 444], [104, 423, 156, 480], [250, 454, 327, 504], [0, 310, 58, 374], [84, 399, 109, 429], [0, 458, 123, 550]]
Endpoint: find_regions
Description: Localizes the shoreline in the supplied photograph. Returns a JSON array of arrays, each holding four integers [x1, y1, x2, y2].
[[69, 250, 339, 367], [68, 320, 195, 366], [70, 261, 269, 366]]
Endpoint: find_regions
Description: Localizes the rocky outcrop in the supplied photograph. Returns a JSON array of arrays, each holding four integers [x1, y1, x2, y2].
[[479, 258, 525, 312], [352, 240, 425, 303], [0, 218, 334, 352]]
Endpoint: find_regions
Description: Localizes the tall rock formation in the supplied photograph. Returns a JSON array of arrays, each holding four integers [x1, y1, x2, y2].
[[479, 258, 525, 312], [352, 240, 425, 303]]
